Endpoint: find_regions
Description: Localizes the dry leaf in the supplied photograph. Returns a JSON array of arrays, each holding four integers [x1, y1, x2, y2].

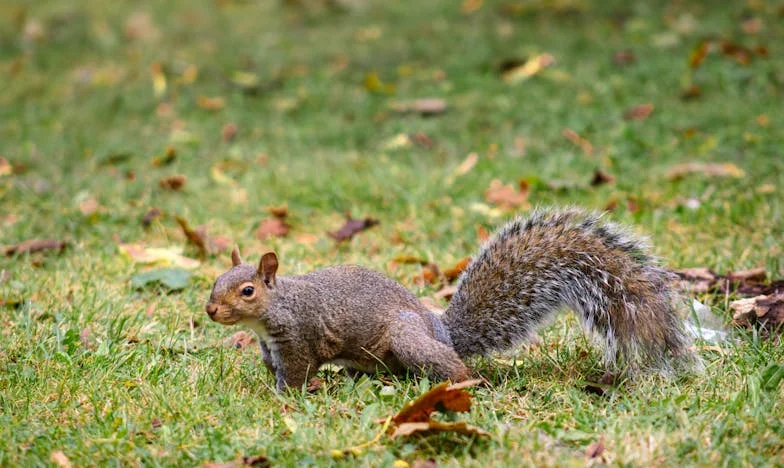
[[585, 435, 606, 458], [410, 132, 434, 149], [484, 179, 529, 209], [390, 98, 448, 116], [674, 267, 718, 293], [224, 330, 257, 349], [413, 263, 441, 287], [680, 85, 702, 101], [443, 258, 471, 282], [328, 216, 379, 242], [203, 455, 270, 468], [590, 169, 615, 186], [666, 162, 745, 180], [142, 207, 163, 227], [563, 129, 593, 156], [411, 460, 438, 468], [392, 379, 482, 425], [50, 450, 72, 468], [78, 197, 100, 215], [433, 284, 458, 301], [454, 153, 478, 176], [152, 146, 177, 167], [390, 420, 490, 439], [256, 218, 290, 241], [0, 157, 12, 176], [364, 72, 395, 94], [623, 103, 654, 121], [501, 54, 555, 83], [118, 243, 200, 269], [159, 175, 187, 190], [731, 292, 784, 337], [176, 216, 210, 258], [613, 50, 636, 66], [392, 255, 429, 265], [689, 40, 710, 68], [222, 123, 238, 142], [198, 96, 225, 111], [5, 239, 66, 256], [461, 0, 483, 14], [307, 377, 323, 393]]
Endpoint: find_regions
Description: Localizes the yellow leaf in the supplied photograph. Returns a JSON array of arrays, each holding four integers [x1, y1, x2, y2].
[[150, 63, 166, 98], [502, 54, 555, 83], [118, 243, 200, 269]]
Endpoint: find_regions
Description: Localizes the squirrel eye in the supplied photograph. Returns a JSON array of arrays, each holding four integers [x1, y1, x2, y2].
[[241, 286, 255, 297]]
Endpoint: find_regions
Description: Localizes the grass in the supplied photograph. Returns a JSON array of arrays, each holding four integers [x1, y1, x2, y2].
[[1, 0, 784, 465]]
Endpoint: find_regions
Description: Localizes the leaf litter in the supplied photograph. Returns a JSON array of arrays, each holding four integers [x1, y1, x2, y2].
[[328, 215, 379, 242]]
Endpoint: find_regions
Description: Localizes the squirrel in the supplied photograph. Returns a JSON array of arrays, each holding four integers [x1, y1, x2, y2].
[[205, 207, 701, 392]]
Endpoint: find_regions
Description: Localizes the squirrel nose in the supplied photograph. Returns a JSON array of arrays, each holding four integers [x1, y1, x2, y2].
[[205, 303, 218, 317]]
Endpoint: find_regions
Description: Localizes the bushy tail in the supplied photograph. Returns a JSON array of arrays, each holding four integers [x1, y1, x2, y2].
[[442, 207, 701, 376]]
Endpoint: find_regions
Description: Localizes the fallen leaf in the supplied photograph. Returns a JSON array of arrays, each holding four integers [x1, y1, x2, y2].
[[328, 215, 379, 242], [562, 128, 593, 156], [454, 153, 479, 176], [307, 377, 323, 393], [142, 207, 163, 227], [159, 175, 187, 190], [585, 435, 606, 458], [198, 96, 225, 111], [674, 267, 717, 293], [151, 418, 162, 429], [689, 40, 710, 68], [150, 62, 167, 97], [410, 132, 434, 149], [681, 85, 702, 101], [501, 54, 555, 83], [118, 243, 200, 269], [256, 218, 290, 240], [124, 12, 159, 41], [4, 239, 66, 256], [176, 216, 212, 258], [731, 292, 784, 337], [224, 330, 257, 349], [433, 284, 458, 301], [741, 17, 763, 35], [613, 50, 636, 66], [364, 72, 395, 94], [390, 420, 490, 439], [443, 257, 471, 282], [390, 98, 447, 116], [0, 157, 12, 176], [476, 225, 490, 242], [666, 162, 745, 180], [151, 146, 177, 167], [392, 255, 429, 265], [590, 169, 615, 186], [50, 450, 72, 468], [79, 197, 100, 215], [461, 0, 483, 14], [720, 41, 753, 65], [131, 268, 192, 291], [222, 123, 238, 142], [484, 179, 529, 209], [623, 103, 654, 121], [203, 455, 270, 468], [392, 379, 482, 425], [413, 263, 441, 287]]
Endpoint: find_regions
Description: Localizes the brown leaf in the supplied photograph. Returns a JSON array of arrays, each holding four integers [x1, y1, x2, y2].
[[731, 292, 784, 337], [412, 460, 438, 468], [307, 377, 323, 393], [224, 330, 257, 349], [674, 267, 718, 293], [392, 255, 429, 265], [433, 284, 458, 301], [476, 225, 490, 242], [681, 85, 702, 101], [142, 207, 163, 227], [443, 257, 471, 282], [590, 169, 615, 187], [391, 98, 448, 116], [256, 217, 290, 240], [410, 132, 434, 149], [5, 239, 66, 256], [222, 123, 238, 142], [151, 418, 163, 429], [203, 455, 269, 468], [390, 420, 491, 439], [198, 96, 225, 111], [623, 103, 654, 121], [562, 128, 593, 156], [484, 179, 529, 209], [268, 205, 288, 219], [151, 146, 177, 167], [720, 41, 753, 65], [176, 216, 209, 258], [159, 175, 187, 190], [613, 50, 636, 66], [392, 379, 482, 425], [666, 162, 745, 180], [413, 263, 441, 287], [328, 216, 379, 242], [585, 435, 606, 458], [689, 40, 710, 68], [50, 451, 72, 468], [79, 197, 100, 215]]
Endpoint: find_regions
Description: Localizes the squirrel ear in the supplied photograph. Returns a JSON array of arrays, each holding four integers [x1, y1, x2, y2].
[[231, 245, 243, 267], [259, 252, 278, 288]]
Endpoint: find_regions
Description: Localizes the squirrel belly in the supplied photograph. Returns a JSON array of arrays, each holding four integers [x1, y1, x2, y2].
[[443, 207, 701, 376]]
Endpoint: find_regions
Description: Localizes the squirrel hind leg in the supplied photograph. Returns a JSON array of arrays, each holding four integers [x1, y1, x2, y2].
[[389, 312, 469, 382]]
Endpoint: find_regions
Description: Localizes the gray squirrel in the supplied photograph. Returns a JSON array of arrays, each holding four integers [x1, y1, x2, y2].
[[205, 207, 700, 392]]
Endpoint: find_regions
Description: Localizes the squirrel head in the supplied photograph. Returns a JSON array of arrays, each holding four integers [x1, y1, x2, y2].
[[205, 246, 278, 325]]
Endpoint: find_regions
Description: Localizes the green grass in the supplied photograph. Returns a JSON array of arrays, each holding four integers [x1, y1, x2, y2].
[[2, 0, 784, 465]]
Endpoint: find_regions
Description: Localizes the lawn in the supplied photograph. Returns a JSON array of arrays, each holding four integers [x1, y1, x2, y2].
[[1, 0, 783, 465]]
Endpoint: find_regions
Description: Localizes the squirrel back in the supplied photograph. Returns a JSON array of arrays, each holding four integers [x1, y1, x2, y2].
[[444, 207, 700, 376]]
